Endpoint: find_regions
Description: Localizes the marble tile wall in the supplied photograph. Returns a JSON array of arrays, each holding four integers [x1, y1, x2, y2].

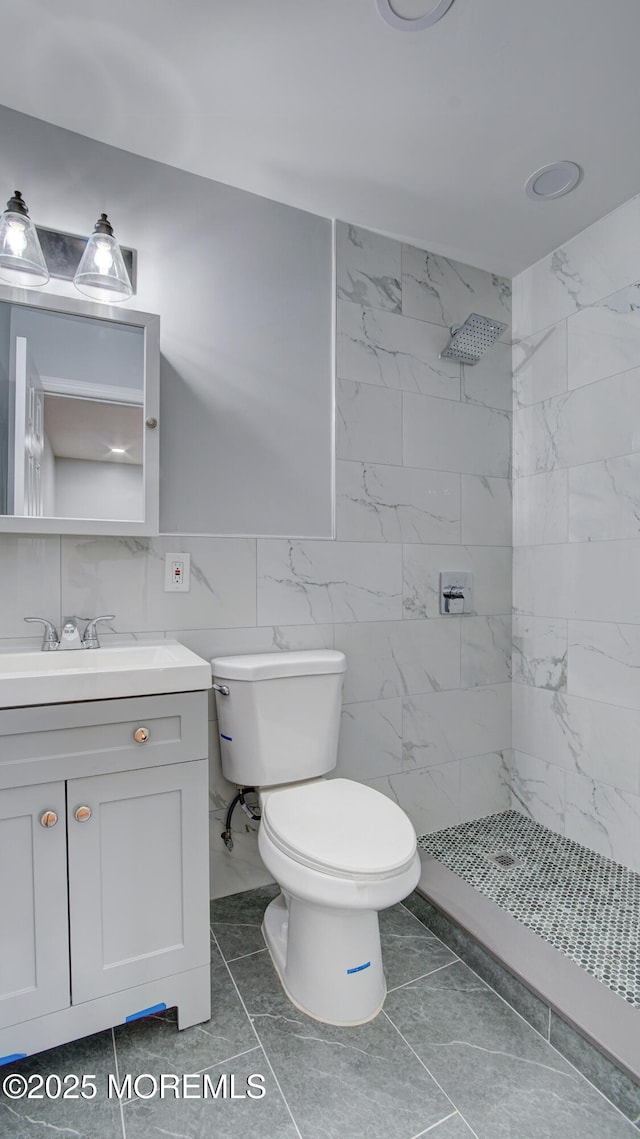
[[2, 222, 513, 897], [331, 225, 513, 836], [512, 190, 640, 872]]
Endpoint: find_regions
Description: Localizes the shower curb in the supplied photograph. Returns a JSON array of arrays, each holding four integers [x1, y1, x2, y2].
[[408, 853, 640, 1128]]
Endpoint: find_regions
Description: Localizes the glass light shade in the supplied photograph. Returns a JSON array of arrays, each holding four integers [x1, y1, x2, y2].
[[0, 192, 49, 287], [73, 214, 132, 303]]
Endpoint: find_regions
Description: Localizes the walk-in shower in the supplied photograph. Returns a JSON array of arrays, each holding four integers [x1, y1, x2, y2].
[[416, 812, 640, 1122]]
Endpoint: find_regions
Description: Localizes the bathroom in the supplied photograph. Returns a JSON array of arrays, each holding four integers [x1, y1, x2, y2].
[[0, 1, 639, 1135]]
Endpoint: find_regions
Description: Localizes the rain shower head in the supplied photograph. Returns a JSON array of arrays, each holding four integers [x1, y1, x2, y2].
[[440, 313, 507, 366]]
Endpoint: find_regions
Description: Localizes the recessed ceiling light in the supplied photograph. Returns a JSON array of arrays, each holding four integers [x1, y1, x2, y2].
[[525, 161, 582, 201], [376, 0, 454, 31], [110, 447, 126, 454]]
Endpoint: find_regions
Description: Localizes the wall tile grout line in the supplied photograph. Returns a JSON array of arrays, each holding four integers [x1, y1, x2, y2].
[[338, 371, 511, 413]]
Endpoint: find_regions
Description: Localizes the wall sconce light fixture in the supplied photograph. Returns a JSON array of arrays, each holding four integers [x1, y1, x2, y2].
[[73, 213, 133, 303], [0, 191, 50, 287], [0, 190, 136, 302]]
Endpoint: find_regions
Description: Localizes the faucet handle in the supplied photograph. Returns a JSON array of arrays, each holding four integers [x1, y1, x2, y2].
[[81, 615, 115, 649], [24, 617, 60, 651]]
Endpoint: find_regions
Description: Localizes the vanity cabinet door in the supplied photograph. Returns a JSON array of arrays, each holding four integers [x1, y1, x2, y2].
[[67, 760, 210, 1005], [0, 782, 69, 1032]]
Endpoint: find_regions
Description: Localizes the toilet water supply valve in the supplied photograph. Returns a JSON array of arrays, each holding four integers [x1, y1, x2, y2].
[[221, 787, 261, 851]]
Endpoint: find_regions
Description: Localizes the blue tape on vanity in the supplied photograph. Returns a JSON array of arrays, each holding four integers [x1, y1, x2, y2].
[[346, 961, 371, 974], [220, 734, 233, 741], [0, 1053, 27, 1066], [125, 1002, 166, 1023]]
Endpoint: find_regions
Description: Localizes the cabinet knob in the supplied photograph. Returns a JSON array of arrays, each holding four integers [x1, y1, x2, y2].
[[40, 810, 58, 828], [134, 726, 150, 744], [74, 805, 92, 823]]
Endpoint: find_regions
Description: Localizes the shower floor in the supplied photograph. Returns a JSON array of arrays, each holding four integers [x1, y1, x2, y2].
[[417, 809, 640, 1009]]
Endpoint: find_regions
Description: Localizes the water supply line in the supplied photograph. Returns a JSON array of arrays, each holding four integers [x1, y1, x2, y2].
[[221, 787, 261, 851]]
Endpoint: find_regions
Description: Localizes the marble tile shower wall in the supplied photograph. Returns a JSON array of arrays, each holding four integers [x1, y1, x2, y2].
[[334, 223, 513, 843], [0, 222, 512, 898], [512, 190, 640, 873]]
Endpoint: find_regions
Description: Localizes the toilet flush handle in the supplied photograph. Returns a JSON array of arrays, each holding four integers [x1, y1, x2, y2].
[[212, 682, 230, 696]]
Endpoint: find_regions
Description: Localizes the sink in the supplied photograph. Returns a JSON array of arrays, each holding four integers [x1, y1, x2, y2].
[[0, 641, 212, 708]]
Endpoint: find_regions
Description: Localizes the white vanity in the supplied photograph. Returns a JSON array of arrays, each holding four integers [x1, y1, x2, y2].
[[0, 643, 212, 1064]]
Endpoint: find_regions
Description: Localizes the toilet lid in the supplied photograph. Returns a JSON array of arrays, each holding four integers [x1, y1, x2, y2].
[[261, 779, 417, 879]]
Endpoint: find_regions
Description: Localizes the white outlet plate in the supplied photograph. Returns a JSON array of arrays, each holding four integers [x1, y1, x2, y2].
[[164, 552, 191, 592]]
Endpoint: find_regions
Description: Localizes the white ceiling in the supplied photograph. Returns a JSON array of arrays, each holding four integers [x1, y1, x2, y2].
[[1, 0, 640, 276], [44, 395, 143, 464]]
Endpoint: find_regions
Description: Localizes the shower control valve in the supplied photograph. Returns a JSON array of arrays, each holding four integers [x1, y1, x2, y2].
[[443, 588, 464, 614], [440, 572, 473, 615]]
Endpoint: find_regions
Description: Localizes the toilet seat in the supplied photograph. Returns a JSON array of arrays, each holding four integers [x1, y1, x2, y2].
[[261, 778, 417, 881]]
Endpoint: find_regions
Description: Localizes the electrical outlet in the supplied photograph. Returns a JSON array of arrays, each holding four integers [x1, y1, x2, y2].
[[164, 552, 191, 592]]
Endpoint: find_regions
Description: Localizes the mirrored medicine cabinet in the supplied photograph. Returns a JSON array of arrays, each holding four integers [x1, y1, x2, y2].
[[0, 282, 159, 535]]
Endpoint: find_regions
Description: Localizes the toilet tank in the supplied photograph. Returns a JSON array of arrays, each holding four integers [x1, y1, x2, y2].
[[211, 650, 346, 787]]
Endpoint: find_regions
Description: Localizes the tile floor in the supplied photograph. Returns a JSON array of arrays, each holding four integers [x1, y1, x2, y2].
[[418, 811, 640, 1008], [1, 884, 638, 1138]]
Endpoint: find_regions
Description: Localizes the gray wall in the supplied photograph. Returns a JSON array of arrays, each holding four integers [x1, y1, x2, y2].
[[0, 302, 10, 512], [0, 104, 513, 898], [0, 104, 333, 537], [54, 458, 142, 520], [0, 219, 512, 899], [10, 308, 143, 393]]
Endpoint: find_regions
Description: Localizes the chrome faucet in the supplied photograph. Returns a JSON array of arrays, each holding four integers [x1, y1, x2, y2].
[[24, 615, 115, 651]]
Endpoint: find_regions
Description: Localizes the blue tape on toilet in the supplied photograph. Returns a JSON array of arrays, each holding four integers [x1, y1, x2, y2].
[[125, 1002, 166, 1022], [347, 961, 371, 974], [0, 1053, 27, 1066], [220, 734, 232, 741]]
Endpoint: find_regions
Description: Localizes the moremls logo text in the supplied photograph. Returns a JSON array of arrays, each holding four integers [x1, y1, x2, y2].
[[108, 1072, 266, 1100]]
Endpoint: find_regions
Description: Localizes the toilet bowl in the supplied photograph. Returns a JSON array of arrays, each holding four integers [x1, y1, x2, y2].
[[211, 650, 420, 1025], [258, 778, 420, 1025]]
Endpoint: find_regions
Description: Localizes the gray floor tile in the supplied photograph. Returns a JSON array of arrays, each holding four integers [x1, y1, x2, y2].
[[381, 903, 458, 991], [385, 960, 638, 1139], [404, 890, 551, 1037], [122, 1051, 299, 1138], [0, 1030, 122, 1138], [549, 1012, 640, 1125], [211, 884, 280, 961], [230, 949, 454, 1139], [114, 953, 256, 1083]]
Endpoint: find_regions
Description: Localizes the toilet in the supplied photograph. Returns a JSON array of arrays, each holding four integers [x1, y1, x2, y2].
[[211, 649, 420, 1026]]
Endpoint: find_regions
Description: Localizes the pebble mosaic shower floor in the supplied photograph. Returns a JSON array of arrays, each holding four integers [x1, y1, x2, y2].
[[417, 809, 640, 1008]]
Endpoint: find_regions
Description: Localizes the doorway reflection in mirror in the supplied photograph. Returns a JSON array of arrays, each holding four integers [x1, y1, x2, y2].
[[0, 302, 145, 521]]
